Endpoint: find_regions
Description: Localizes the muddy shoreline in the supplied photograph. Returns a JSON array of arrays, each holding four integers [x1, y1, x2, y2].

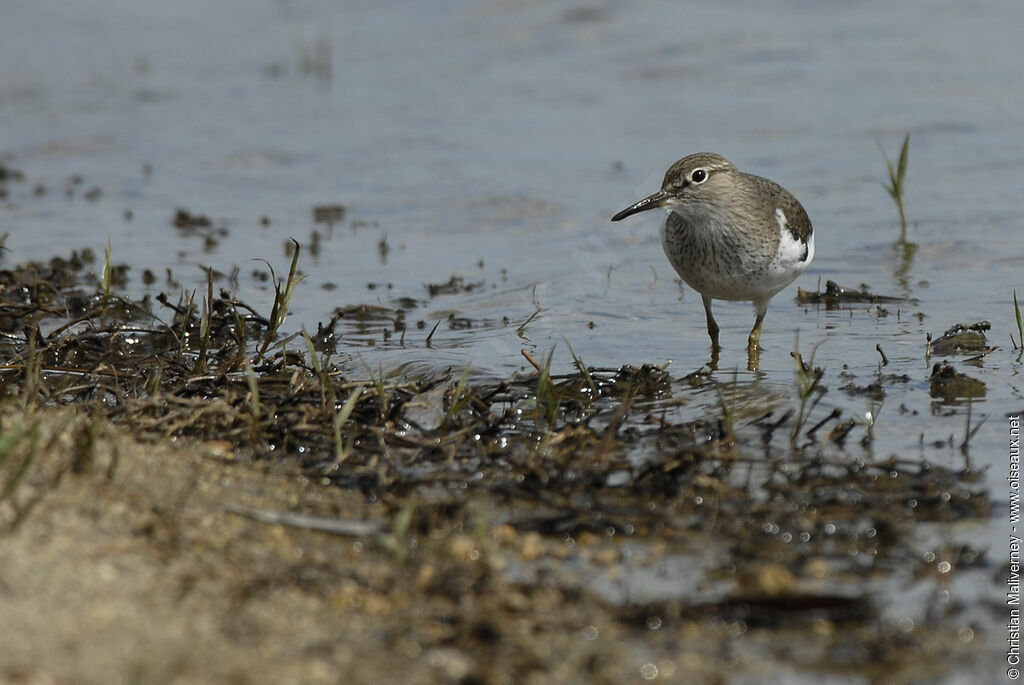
[[0, 240, 1000, 683]]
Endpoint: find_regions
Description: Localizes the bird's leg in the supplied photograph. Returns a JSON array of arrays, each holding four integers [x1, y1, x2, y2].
[[701, 295, 720, 351], [746, 301, 769, 368]]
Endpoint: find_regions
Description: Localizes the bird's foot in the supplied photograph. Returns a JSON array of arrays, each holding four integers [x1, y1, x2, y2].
[[746, 345, 760, 372], [707, 345, 720, 371], [746, 334, 761, 371]]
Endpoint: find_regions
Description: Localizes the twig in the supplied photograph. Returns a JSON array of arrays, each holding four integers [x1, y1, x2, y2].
[[424, 319, 442, 347], [521, 348, 541, 371], [225, 504, 385, 536], [876, 344, 889, 366]]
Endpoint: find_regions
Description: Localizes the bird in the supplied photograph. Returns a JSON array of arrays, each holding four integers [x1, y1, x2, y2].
[[611, 152, 814, 367]]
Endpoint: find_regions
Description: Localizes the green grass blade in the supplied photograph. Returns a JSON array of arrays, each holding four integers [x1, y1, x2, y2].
[[562, 337, 596, 395], [440, 363, 473, 432], [243, 360, 261, 420], [1015, 289, 1023, 349], [302, 331, 322, 376], [896, 134, 910, 186], [102, 237, 112, 303], [329, 386, 363, 468]]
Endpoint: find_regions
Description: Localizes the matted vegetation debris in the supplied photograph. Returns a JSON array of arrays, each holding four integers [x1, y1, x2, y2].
[[797, 279, 913, 307], [426, 275, 484, 297], [929, 320, 992, 356]]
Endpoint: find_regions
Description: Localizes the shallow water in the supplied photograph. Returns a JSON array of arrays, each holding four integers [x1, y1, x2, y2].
[[2, 0, 1021, 679]]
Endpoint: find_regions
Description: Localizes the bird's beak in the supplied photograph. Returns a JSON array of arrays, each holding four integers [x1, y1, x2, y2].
[[610, 190, 671, 222]]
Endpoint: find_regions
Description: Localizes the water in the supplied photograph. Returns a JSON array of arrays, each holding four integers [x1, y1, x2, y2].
[[2, 0, 1020, 678]]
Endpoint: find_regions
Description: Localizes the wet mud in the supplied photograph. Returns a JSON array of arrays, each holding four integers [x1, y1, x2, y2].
[[0, 240, 998, 683]]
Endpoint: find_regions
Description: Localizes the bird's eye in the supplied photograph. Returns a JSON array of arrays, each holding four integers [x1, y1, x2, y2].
[[690, 169, 708, 184]]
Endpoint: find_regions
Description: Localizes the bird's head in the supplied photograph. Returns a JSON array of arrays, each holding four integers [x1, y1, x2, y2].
[[611, 152, 737, 222]]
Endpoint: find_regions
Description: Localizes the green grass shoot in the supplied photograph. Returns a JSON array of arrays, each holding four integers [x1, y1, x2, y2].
[[877, 134, 910, 236], [260, 238, 304, 355], [563, 337, 596, 396], [791, 336, 825, 444], [439, 364, 474, 434], [1014, 289, 1023, 350], [101, 237, 112, 304], [535, 346, 559, 424], [302, 330, 333, 409], [243, 360, 261, 422], [326, 385, 363, 472], [195, 272, 214, 374]]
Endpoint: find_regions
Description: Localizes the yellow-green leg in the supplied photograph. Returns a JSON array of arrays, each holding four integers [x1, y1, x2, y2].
[[746, 301, 768, 369]]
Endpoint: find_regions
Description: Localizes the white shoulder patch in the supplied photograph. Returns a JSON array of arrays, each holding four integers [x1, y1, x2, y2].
[[774, 207, 807, 265], [775, 207, 787, 232], [741, 206, 812, 299]]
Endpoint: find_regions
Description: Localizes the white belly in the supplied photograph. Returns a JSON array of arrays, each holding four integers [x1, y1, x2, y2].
[[660, 208, 813, 303]]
